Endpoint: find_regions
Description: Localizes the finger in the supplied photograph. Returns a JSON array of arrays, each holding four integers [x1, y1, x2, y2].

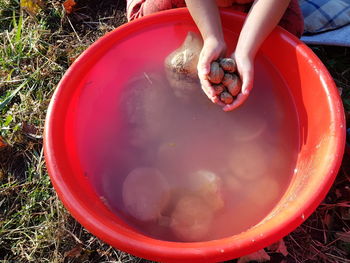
[[198, 57, 211, 77], [200, 78, 217, 103], [241, 72, 253, 95], [198, 46, 225, 77], [200, 80, 224, 105], [236, 59, 254, 95], [198, 49, 215, 77], [216, 99, 225, 107], [222, 93, 248, 111]]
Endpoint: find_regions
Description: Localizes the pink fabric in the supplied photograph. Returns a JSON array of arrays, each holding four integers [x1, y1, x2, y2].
[[126, 0, 304, 38], [127, 0, 186, 21]]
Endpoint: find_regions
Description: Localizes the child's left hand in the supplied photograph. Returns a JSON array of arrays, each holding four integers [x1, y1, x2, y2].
[[222, 52, 254, 111]]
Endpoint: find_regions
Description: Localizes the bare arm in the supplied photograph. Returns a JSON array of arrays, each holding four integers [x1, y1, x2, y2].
[[236, 0, 291, 60], [185, 0, 224, 45], [185, 0, 226, 103], [224, 0, 291, 111], [185, 0, 291, 110]]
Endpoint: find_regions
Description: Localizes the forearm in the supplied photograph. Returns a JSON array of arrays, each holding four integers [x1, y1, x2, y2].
[[185, 0, 224, 42], [235, 0, 291, 59]]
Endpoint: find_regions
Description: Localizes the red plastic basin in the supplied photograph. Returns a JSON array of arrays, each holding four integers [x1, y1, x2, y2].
[[44, 9, 345, 263]]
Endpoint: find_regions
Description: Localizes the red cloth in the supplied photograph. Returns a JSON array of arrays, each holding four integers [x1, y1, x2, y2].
[[126, 0, 304, 38]]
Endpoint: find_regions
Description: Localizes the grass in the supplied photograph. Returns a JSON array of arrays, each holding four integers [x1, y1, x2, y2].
[[0, 1, 349, 262]]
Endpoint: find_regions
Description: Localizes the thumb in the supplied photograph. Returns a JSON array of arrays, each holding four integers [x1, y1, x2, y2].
[[240, 69, 254, 95], [197, 49, 216, 78], [197, 58, 211, 78]]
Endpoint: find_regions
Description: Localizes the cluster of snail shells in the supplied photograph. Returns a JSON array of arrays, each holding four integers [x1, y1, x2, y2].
[[208, 58, 242, 104]]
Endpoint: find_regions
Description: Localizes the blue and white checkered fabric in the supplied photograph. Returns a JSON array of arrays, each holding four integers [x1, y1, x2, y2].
[[299, 0, 350, 34]]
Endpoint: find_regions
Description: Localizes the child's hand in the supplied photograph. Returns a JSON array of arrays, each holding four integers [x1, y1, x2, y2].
[[197, 37, 226, 104], [223, 53, 254, 111], [220, 0, 292, 111]]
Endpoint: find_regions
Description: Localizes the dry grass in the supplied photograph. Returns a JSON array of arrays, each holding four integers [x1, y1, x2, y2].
[[0, 1, 349, 262]]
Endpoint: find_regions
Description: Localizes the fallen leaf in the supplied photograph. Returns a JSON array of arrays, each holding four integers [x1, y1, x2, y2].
[[267, 239, 289, 256], [276, 239, 288, 256], [64, 244, 82, 258], [22, 121, 37, 134], [238, 249, 270, 263], [20, 0, 44, 16], [69, 54, 80, 64], [323, 212, 333, 229], [0, 136, 7, 148], [22, 121, 42, 139], [63, 0, 77, 14]]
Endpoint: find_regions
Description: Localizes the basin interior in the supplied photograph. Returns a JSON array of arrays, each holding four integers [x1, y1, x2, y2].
[[62, 21, 301, 242], [45, 9, 344, 262]]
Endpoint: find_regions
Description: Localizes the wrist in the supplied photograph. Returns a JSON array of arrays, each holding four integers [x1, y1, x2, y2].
[[234, 45, 255, 62], [203, 36, 226, 51]]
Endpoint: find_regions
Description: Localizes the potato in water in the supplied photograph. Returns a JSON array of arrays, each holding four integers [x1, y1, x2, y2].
[[122, 167, 170, 221], [170, 195, 213, 242], [188, 170, 224, 211]]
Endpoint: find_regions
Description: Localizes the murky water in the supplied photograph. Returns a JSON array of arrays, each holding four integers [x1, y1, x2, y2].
[[77, 56, 299, 242]]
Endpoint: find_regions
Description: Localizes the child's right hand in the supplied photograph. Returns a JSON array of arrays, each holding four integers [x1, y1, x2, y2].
[[197, 37, 226, 105]]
